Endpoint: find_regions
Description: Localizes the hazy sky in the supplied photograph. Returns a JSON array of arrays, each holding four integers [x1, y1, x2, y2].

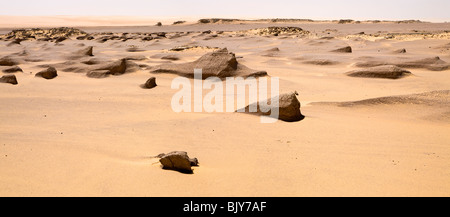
[[1, 0, 449, 21]]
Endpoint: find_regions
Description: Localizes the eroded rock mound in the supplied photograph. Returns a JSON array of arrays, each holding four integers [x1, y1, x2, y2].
[[346, 65, 412, 79], [78, 46, 93, 56], [86, 70, 110, 78], [0, 74, 18, 85], [96, 58, 139, 75], [239, 91, 305, 122], [68, 46, 94, 59], [355, 56, 449, 71], [312, 90, 450, 108], [35, 67, 57, 79], [261, 47, 280, 57], [158, 151, 198, 173], [0, 56, 19, 66], [151, 48, 267, 79], [160, 54, 180, 61], [2, 66, 23, 73], [303, 59, 339, 65], [331, 46, 352, 53]]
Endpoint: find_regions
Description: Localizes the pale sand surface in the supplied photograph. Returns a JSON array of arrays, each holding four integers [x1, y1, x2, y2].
[[0, 18, 449, 196]]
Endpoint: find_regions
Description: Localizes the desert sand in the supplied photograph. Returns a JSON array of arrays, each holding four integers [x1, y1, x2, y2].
[[0, 17, 449, 196]]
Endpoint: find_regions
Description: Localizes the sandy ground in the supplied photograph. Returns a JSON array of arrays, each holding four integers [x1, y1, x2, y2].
[[0, 19, 449, 196]]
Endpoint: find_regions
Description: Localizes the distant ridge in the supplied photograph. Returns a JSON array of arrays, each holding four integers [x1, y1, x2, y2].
[[198, 18, 425, 24]]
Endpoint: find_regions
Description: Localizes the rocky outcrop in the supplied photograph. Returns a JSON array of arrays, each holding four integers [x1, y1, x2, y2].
[[3, 27, 86, 40], [249, 27, 310, 36]]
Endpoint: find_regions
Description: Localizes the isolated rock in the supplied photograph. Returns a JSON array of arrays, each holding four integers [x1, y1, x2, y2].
[[141, 77, 157, 89], [239, 91, 305, 122], [346, 65, 412, 79], [0, 56, 18, 66], [35, 67, 58, 79], [155, 22, 162, 26], [331, 46, 352, 53], [0, 74, 18, 85], [158, 151, 198, 173], [151, 48, 267, 79], [2, 66, 23, 73], [86, 70, 110, 78]]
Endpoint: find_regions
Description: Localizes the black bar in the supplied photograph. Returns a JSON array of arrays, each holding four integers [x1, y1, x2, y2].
[[0, 197, 444, 216]]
